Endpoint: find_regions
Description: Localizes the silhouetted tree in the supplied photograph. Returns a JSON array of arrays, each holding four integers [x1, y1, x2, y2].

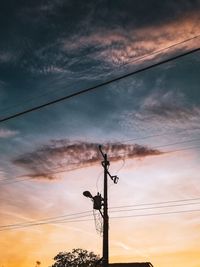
[[50, 248, 100, 267], [36, 261, 41, 267]]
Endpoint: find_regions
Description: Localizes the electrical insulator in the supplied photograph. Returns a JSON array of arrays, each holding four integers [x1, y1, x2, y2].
[[93, 194, 102, 210]]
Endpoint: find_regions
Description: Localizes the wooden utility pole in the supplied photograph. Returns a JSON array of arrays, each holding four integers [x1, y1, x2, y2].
[[99, 146, 119, 267], [83, 146, 119, 267], [102, 152, 109, 267]]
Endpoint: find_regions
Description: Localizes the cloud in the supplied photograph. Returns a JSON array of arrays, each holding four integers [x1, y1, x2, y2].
[[12, 140, 162, 180], [61, 12, 200, 67], [0, 128, 19, 138], [1, 1, 199, 78], [137, 90, 200, 121], [121, 89, 200, 133], [0, 51, 15, 63]]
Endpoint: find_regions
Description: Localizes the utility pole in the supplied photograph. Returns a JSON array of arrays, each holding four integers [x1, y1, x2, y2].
[[83, 145, 119, 267], [101, 151, 109, 267]]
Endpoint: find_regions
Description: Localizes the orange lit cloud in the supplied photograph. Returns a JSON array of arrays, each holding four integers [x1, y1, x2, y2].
[[62, 12, 200, 66], [12, 141, 162, 180]]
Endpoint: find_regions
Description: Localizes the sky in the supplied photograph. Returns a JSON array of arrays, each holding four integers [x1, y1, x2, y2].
[[0, 0, 200, 266]]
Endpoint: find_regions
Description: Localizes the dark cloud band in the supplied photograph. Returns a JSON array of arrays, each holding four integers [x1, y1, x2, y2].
[[12, 140, 162, 180]]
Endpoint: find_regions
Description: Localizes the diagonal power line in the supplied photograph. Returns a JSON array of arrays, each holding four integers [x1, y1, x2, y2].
[[0, 34, 199, 116], [0, 47, 199, 123]]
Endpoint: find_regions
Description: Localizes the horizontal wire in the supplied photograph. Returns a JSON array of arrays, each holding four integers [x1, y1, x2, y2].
[[1, 198, 200, 230], [0, 219, 93, 232], [109, 197, 200, 209], [111, 209, 200, 219], [0, 214, 94, 231], [169, 144, 200, 153], [1, 208, 199, 231], [0, 217, 95, 231], [0, 210, 92, 229], [116, 143, 200, 158], [109, 202, 200, 213], [117, 128, 200, 147]]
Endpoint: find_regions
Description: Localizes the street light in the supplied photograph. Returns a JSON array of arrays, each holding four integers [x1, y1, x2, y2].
[[83, 191, 93, 199], [83, 191, 103, 211]]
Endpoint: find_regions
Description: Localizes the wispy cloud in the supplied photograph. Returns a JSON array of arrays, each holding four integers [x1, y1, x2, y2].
[[12, 140, 162, 180], [0, 128, 19, 138], [0, 51, 15, 64], [3, 4, 199, 77], [61, 12, 200, 67], [137, 90, 200, 121], [121, 89, 200, 133]]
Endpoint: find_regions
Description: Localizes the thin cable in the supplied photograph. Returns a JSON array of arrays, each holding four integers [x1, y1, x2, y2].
[[153, 137, 200, 149], [0, 214, 94, 231], [1, 34, 199, 116], [0, 210, 92, 229], [0, 164, 96, 185], [110, 197, 200, 209], [0, 217, 95, 231], [1, 198, 200, 230], [169, 144, 200, 153], [120, 128, 200, 144], [1, 209, 199, 231], [109, 202, 200, 213], [117, 34, 200, 68], [111, 209, 200, 219], [116, 143, 200, 158], [96, 170, 103, 193], [0, 47, 199, 123]]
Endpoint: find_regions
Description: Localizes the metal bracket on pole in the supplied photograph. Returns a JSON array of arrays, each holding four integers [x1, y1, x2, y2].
[[99, 145, 119, 184]]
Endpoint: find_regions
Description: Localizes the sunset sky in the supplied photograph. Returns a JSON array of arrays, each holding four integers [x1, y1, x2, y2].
[[0, 1, 200, 267]]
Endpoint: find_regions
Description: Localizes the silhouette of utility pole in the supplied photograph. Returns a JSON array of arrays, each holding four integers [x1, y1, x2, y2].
[[83, 145, 119, 267]]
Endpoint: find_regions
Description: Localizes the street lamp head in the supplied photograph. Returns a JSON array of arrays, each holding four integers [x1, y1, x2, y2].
[[83, 191, 93, 199]]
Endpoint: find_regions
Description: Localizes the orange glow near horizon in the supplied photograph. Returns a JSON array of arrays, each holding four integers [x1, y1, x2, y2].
[[0, 150, 200, 267]]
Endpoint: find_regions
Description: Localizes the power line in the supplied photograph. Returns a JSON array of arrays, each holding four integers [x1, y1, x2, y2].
[[110, 197, 200, 209], [120, 130, 200, 144], [1, 197, 200, 231], [1, 34, 199, 116], [109, 202, 200, 213], [0, 213, 93, 231], [169, 144, 200, 153], [1, 208, 199, 231], [0, 217, 94, 232], [115, 33, 200, 68], [111, 209, 200, 220], [0, 163, 98, 185], [0, 219, 95, 231], [116, 143, 200, 158], [153, 138, 200, 149], [0, 47, 199, 123], [0, 210, 92, 229]]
